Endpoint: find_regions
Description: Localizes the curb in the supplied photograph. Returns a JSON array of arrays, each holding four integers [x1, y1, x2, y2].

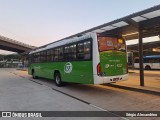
[[16, 68, 27, 71], [107, 83, 160, 96]]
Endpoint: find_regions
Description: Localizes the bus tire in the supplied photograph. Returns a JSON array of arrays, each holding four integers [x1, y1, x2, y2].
[[32, 69, 38, 79], [54, 72, 63, 87], [145, 66, 151, 70]]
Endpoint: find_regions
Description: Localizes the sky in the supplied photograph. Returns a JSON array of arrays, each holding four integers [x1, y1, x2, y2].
[[0, 0, 160, 54]]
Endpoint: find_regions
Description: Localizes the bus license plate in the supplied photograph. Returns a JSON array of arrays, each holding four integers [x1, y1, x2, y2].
[[113, 78, 119, 81]]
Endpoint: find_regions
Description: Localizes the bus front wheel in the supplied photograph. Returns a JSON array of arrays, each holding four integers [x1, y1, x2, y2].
[[54, 72, 63, 87], [32, 70, 38, 79]]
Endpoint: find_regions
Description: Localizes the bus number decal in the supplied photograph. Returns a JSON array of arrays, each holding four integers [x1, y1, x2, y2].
[[64, 62, 72, 73]]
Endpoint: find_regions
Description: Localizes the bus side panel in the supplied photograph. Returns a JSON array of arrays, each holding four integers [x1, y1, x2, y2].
[[28, 61, 94, 84], [39, 63, 54, 79], [61, 61, 93, 84], [28, 63, 45, 78], [28, 62, 60, 79]]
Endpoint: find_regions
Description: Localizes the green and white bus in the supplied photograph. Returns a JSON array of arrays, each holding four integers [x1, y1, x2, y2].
[[28, 33, 128, 86]]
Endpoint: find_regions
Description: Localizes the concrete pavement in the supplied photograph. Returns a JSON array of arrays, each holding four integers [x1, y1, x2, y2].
[[0, 68, 123, 120], [113, 69, 160, 93], [1, 68, 160, 120]]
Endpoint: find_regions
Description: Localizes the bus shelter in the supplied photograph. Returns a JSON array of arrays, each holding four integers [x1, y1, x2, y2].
[[62, 5, 160, 86]]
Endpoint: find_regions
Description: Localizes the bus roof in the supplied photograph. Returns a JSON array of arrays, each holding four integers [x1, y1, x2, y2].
[[134, 55, 160, 59], [144, 55, 160, 59], [29, 33, 92, 54]]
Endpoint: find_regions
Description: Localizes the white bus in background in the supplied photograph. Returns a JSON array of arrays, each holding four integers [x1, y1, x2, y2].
[[134, 55, 160, 70], [127, 52, 133, 68]]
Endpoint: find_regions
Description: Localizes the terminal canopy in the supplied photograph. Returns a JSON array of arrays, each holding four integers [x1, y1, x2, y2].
[[62, 4, 160, 41], [37, 5, 160, 52]]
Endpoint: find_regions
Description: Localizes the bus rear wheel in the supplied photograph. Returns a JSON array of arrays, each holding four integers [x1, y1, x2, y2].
[[145, 66, 151, 70], [54, 72, 63, 87]]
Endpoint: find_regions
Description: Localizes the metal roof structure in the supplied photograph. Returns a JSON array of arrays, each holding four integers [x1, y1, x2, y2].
[[61, 4, 160, 41], [127, 40, 160, 51], [34, 4, 160, 51], [34, 4, 160, 50]]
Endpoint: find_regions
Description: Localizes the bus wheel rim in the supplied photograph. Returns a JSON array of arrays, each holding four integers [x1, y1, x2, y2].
[[33, 73, 35, 78], [56, 76, 60, 84]]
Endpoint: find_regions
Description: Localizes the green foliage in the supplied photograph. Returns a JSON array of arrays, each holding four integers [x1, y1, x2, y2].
[[0, 54, 22, 61], [0, 55, 5, 61]]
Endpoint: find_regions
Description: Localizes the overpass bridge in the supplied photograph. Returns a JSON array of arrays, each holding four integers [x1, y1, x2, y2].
[[0, 35, 36, 53]]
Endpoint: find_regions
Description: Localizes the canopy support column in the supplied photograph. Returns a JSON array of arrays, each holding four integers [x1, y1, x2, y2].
[[138, 28, 144, 86]]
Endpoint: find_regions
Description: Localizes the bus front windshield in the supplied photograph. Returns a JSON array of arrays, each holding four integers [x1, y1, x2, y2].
[[98, 36, 126, 52]]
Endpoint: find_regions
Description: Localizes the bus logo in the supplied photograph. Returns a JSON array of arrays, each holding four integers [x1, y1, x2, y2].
[[64, 62, 72, 73], [107, 41, 113, 46]]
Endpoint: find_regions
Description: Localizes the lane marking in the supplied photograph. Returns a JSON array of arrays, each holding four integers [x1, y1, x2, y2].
[[51, 87, 129, 120], [52, 88, 90, 105], [28, 78, 43, 85], [89, 104, 107, 111]]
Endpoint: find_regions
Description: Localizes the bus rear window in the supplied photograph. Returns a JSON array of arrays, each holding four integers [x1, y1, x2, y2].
[[98, 37, 126, 52]]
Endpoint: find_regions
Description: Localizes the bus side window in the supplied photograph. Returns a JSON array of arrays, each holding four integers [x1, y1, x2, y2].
[[69, 44, 76, 60], [64, 46, 70, 60], [40, 51, 46, 62], [154, 58, 159, 63], [47, 50, 51, 62], [84, 41, 91, 59], [31, 54, 34, 63], [134, 59, 139, 63], [54, 48, 59, 61], [144, 58, 147, 63], [40, 52, 42, 62], [29, 54, 34, 64], [37, 52, 40, 62], [148, 59, 153, 63], [58, 47, 64, 61], [77, 40, 91, 60], [64, 44, 76, 61], [51, 49, 55, 61], [77, 43, 84, 60], [33, 54, 36, 63], [35, 53, 39, 63]]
